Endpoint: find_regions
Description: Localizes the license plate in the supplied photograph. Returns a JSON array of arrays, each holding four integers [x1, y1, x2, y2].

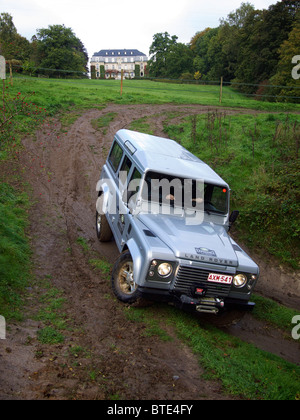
[[208, 273, 233, 284]]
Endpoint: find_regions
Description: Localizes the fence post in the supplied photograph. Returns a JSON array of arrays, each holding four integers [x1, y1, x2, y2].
[[120, 69, 124, 96], [219, 76, 223, 103], [0, 56, 6, 122]]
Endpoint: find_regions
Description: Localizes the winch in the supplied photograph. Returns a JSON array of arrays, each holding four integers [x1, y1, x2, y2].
[[179, 294, 225, 314]]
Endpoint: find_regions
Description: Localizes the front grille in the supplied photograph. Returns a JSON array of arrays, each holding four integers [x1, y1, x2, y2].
[[173, 265, 232, 298]]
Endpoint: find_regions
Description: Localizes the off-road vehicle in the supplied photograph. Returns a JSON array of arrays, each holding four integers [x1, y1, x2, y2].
[[96, 129, 259, 314]]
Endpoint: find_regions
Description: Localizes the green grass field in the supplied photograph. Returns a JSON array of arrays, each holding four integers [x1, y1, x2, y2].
[[4, 76, 300, 115]]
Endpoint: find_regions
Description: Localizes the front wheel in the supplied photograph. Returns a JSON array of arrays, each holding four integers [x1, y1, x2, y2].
[[111, 252, 140, 304]]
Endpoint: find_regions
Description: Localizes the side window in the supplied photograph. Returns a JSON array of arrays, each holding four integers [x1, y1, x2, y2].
[[125, 168, 142, 204], [108, 141, 123, 172], [119, 156, 132, 185]]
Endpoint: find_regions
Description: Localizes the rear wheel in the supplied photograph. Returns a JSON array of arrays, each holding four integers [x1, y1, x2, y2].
[[111, 252, 139, 304], [96, 211, 112, 242]]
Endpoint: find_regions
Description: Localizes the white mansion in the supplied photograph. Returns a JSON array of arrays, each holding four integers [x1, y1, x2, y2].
[[90, 49, 148, 79]]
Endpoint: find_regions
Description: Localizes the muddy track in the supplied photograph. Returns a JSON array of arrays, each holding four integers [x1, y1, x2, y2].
[[0, 104, 299, 400]]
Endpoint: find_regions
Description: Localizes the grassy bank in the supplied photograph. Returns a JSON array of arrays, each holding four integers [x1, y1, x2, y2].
[[164, 112, 300, 268], [124, 302, 300, 400], [0, 182, 31, 319]]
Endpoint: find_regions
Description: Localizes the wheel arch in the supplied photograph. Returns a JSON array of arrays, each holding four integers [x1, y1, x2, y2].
[[125, 238, 144, 286]]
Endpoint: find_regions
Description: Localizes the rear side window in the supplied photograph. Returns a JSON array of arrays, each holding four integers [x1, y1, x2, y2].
[[108, 141, 123, 172], [126, 168, 142, 204], [119, 156, 133, 186], [120, 156, 132, 178]]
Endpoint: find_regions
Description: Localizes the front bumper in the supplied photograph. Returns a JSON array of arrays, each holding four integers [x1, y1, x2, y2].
[[138, 286, 255, 314]]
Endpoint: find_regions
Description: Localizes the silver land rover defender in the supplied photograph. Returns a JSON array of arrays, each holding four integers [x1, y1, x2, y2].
[[96, 129, 259, 314]]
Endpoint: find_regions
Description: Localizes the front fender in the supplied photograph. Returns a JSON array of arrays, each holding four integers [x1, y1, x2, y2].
[[126, 238, 144, 286], [96, 180, 114, 216]]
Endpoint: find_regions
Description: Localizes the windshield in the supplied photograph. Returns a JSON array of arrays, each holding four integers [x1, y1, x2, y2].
[[141, 171, 228, 215]]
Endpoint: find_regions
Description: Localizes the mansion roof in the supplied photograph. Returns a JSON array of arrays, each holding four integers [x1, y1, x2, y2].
[[93, 49, 147, 58]]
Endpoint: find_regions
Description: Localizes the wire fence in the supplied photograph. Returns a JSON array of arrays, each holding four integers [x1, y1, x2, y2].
[[4, 62, 300, 103]]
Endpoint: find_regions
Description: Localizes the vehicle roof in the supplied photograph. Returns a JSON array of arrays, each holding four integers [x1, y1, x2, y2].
[[115, 129, 229, 186]]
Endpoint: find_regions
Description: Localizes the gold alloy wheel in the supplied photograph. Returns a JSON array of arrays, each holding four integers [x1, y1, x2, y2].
[[118, 261, 138, 295]]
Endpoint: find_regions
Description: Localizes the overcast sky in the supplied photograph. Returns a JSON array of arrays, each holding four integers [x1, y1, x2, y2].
[[1, 0, 278, 60]]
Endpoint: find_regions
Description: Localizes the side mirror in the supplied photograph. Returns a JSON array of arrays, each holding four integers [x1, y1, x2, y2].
[[229, 210, 239, 226]]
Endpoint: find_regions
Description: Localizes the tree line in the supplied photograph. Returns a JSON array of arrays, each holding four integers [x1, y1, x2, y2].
[[147, 1, 300, 101], [0, 13, 88, 78]]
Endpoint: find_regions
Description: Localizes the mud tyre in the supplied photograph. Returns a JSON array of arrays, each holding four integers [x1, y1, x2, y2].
[[96, 211, 113, 242], [111, 252, 140, 304]]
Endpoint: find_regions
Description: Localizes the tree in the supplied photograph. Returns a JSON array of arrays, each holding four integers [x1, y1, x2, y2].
[[190, 4, 256, 81], [270, 19, 300, 101], [0, 13, 17, 45], [192, 28, 219, 78], [234, 1, 300, 92], [220, 1, 256, 28], [213, 3, 255, 81], [165, 43, 194, 79], [100, 65, 105, 79], [148, 32, 178, 77], [135, 64, 140, 78], [0, 13, 31, 61], [91, 65, 96, 79], [0, 13, 31, 81], [189, 28, 211, 51], [35, 24, 88, 77]]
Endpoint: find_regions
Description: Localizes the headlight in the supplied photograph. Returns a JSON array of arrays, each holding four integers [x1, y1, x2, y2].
[[157, 263, 172, 278], [233, 273, 247, 288]]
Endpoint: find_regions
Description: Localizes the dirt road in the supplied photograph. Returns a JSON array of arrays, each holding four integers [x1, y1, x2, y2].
[[0, 104, 299, 400]]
